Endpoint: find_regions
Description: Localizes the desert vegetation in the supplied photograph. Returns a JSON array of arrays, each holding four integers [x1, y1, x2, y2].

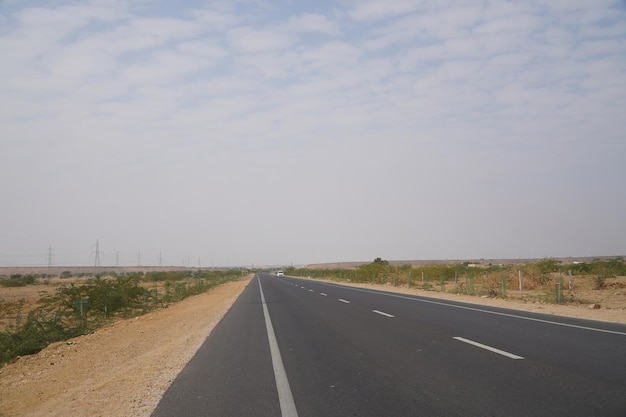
[[286, 257, 626, 304], [0, 274, 37, 287], [0, 269, 244, 366]]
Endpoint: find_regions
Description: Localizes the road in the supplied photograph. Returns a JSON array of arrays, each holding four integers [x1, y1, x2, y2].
[[152, 274, 626, 417]]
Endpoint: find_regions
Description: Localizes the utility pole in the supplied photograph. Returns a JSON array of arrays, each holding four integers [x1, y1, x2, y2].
[[92, 240, 102, 275], [137, 251, 142, 267], [115, 251, 120, 267], [46, 245, 54, 275], [159, 252, 163, 267]]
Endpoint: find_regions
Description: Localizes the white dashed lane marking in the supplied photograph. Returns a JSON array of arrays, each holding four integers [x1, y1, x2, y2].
[[454, 337, 524, 360], [372, 310, 395, 318]]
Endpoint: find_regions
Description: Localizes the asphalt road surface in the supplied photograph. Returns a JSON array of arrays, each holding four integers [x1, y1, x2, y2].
[[152, 274, 626, 417]]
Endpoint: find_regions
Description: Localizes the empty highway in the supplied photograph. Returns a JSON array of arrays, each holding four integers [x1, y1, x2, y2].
[[152, 274, 626, 417]]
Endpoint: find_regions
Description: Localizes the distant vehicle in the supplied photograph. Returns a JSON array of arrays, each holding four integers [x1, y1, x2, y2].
[[276, 271, 284, 277]]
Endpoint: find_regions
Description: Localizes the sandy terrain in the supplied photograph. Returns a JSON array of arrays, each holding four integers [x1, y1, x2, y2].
[[0, 275, 624, 417]]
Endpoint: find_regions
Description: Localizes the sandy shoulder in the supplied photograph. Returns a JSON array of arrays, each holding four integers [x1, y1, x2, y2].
[[0, 278, 251, 417]]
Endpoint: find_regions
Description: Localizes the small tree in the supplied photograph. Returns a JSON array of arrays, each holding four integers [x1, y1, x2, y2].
[[356, 258, 391, 283], [372, 257, 389, 266]]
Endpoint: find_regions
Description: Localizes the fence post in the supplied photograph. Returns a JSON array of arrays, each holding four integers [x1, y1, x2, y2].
[[518, 270, 522, 291], [568, 270, 573, 291]]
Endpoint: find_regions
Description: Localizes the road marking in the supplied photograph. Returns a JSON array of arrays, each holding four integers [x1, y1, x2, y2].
[[258, 278, 299, 417], [339, 299, 351, 303], [310, 282, 626, 336], [372, 310, 395, 318], [320, 293, 327, 296], [454, 337, 524, 360]]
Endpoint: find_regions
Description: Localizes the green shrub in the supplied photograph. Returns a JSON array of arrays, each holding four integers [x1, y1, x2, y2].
[[0, 310, 85, 366], [0, 275, 36, 287]]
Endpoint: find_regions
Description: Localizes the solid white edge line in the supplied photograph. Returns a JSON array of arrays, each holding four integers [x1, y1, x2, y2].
[[258, 277, 299, 417], [372, 309, 395, 318], [454, 336, 524, 360]]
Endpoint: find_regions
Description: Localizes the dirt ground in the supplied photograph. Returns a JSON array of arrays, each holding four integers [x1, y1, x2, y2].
[[0, 275, 624, 417]]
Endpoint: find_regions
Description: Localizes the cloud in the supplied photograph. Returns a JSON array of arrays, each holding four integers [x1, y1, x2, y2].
[[191, 7, 240, 30], [299, 41, 362, 73], [228, 26, 297, 53], [11, 2, 123, 37], [122, 50, 211, 85], [346, 0, 421, 23], [283, 13, 339, 35]]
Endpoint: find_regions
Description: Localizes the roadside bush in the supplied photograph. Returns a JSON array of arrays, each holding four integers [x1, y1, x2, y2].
[[0, 309, 85, 366], [55, 276, 153, 319], [593, 274, 606, 290], [521, 264, 552, 288], [0, 275, 37, 287], [536, 258, 561, 274]]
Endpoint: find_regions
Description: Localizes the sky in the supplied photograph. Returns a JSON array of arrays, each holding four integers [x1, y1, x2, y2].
[[1, 0, 625, 268]]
